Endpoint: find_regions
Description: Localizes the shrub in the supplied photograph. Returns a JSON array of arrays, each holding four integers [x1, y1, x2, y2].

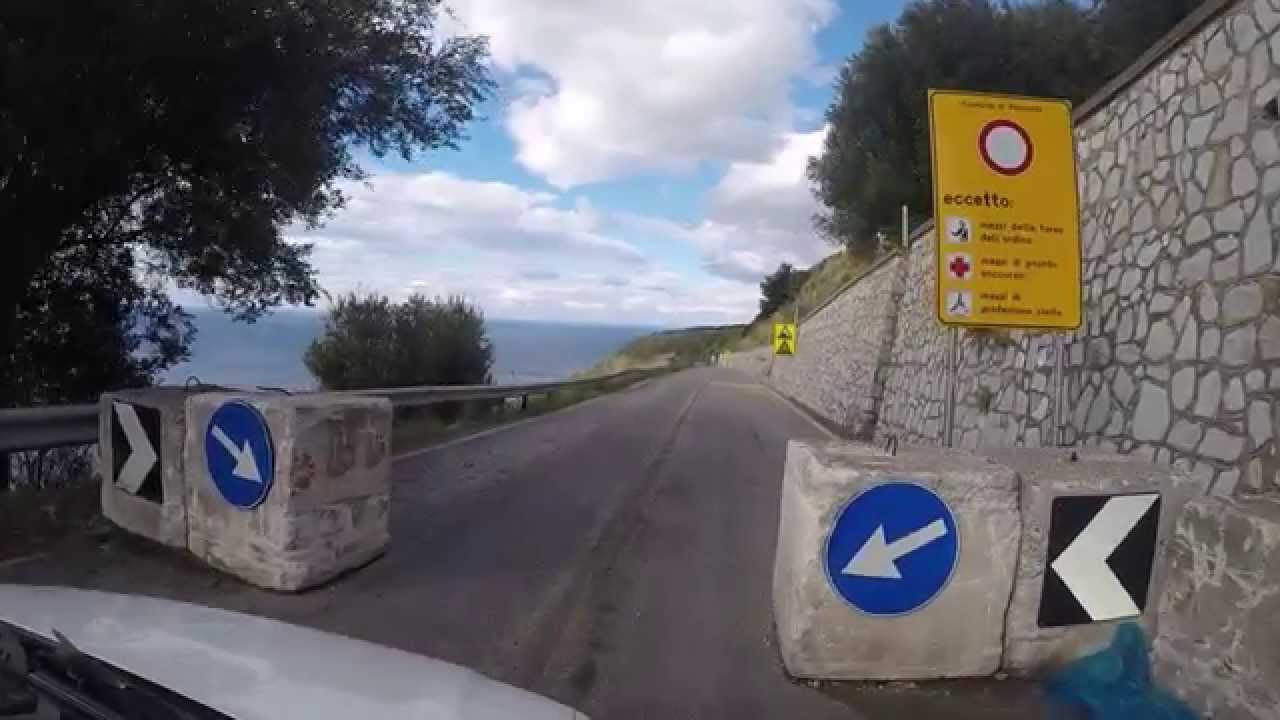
[[304, 293, 494, 420]]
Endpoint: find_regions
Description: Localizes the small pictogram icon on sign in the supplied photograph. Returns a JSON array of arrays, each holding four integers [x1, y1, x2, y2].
[[945, 216, 971, 244], [946, 253, 973, 281], [945, 290, 973, 317]]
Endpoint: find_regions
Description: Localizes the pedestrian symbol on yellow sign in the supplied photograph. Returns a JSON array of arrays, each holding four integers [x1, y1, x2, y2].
[[773, 323, 797, 356]]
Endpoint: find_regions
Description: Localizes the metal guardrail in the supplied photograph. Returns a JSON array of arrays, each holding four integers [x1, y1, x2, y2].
[[0, 368, 666, 454], [0, 404, 99, 453], [348, 368, 663, 408]]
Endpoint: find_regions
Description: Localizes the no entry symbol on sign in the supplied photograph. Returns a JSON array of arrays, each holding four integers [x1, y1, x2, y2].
[[979, 119, 1034, 176]]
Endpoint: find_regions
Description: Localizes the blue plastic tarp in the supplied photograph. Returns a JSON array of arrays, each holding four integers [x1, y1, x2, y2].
[[1043, 623, 1198, 720]]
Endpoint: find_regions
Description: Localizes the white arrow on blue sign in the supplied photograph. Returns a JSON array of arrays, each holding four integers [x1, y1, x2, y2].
[[824, 481, 960, 616], [205, 401, 275, 509]]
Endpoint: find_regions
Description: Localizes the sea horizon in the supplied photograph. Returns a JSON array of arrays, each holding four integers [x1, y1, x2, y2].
[[162, 308, 660, 391]]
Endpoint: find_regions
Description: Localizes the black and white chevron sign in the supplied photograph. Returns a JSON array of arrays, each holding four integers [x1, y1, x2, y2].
[[111, 402, 161, 501], [1037, 493, 1161, 628]]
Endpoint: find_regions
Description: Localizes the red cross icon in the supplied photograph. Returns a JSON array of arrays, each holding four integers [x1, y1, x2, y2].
[[949, 255, 972, 280]]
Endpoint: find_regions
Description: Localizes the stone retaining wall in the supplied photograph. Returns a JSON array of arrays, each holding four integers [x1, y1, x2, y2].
[[735, 0, 1280, 498], [875, 233, 1066, 451], [1152, 493, 1280, 719], [731, 2, 1279, 712], [729, 256, 903, 438]]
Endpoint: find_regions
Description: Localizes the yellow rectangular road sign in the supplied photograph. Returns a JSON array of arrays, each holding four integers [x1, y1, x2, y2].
[[773, 323, 796, 356], [928, 90, 1082, 330]]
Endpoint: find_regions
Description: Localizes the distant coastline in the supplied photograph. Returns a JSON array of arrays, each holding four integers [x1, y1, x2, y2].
[[163, 309, 658, 390]]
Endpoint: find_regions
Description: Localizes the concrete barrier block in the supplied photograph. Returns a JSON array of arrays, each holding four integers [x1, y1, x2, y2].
[[1152, 494, 1280, 720], [773, 441, 1020, 679], [184, 392, 393, 591], [987, 450, 1208, 676], [98, 388, 190, 548]]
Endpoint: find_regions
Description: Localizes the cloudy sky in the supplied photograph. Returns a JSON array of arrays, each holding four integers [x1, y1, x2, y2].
[[293, 0, 910, 327]]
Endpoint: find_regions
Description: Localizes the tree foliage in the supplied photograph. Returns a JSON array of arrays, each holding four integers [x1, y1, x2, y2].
[[1093, 0, 1208, 71], [3, 245, 192, 407], [758, 263, 809, 321], [0, 0, 493, 405], [305, 293, 494, 392], [809, 0, 1207, 254]]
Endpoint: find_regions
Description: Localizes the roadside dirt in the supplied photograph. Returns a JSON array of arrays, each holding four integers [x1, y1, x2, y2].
[[0, 480, 106, 564], [822, 677, 1067, 719]]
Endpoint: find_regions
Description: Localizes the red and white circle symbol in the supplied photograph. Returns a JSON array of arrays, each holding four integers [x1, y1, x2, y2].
[[979, 119, 1033, 176]]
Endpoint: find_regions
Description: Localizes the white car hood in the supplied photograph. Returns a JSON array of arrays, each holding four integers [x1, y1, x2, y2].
[[0, 585, 585, 720]]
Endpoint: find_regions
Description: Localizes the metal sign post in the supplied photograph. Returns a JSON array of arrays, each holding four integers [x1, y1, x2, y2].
[[927, 90, 1084, 449], [1053, 334, 1067, 446], [902, 205, 909, 252], [944, 328, 958, 448]]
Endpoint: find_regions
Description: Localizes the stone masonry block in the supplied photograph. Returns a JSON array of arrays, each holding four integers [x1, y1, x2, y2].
[[98, 388, 192, 549], [984, 450, 1208, 676], [773, 442, 1020, 680], [1153, 494, 1280, 720], [185, 392, 393, 591]]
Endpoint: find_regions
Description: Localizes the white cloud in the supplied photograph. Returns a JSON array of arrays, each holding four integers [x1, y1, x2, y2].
[[285, 170, 758, 325], [562, 300, 606, 311], [623, 126, 832, 283], [711, 125, 827, 216], [305, 243, 755, 325], [298, 171, 643, 262], [448, 0, 837, 187], [278, 0, 845, 325]]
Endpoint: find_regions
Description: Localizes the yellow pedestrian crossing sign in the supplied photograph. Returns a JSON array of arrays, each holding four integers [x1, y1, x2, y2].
[[773, 323, 797, 356]]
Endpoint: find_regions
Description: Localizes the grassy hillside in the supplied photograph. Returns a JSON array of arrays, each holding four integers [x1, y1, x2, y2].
[[735, 250, 871, 349], [589, 249, 870, 369], [590, 324, 746, 375]]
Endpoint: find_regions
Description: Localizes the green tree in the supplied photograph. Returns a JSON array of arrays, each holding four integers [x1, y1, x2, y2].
[[0, 0, 493, 406], [5, 245, 192, 407], [1092, 0, 1209, 71], [809, 0, 1204, 253], [757, 263, 809, 321], [304, 293, 494, 392]]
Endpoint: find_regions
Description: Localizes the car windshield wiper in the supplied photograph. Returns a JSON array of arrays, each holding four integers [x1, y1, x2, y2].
[[0, 621, 228, 720]]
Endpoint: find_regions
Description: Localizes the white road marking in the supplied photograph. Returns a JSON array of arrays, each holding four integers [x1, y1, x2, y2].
[[393, 381, 654, 462], [711, 380, 838, 440]]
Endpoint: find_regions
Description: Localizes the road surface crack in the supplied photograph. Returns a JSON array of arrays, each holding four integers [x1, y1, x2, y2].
[[513, 384, 705, 703]]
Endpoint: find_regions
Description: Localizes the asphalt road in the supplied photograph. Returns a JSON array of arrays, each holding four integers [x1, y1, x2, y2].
[[0, 368, 1049, 719]]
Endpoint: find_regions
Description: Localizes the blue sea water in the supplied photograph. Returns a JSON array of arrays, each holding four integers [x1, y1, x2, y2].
[[163, 309, 656, 390]]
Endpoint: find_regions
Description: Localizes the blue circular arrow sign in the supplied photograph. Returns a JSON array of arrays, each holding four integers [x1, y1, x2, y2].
[[824, 481, 959, 616], [205, 401, 275, 509]]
